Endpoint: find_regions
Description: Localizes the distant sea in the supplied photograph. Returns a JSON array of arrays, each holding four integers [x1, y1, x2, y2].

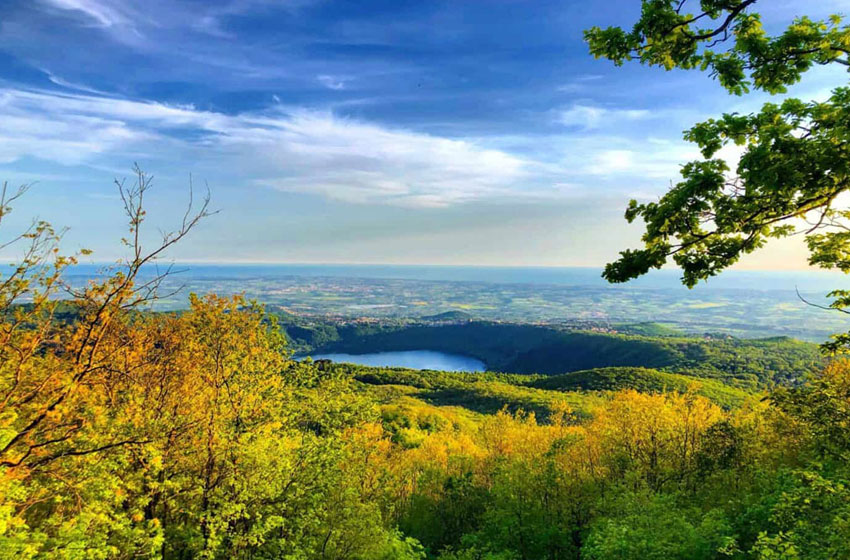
[[65, 263, 848, 294]]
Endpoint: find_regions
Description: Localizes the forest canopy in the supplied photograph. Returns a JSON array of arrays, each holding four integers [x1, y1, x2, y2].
[[1, 1, 850, 559], [0, 165, 846, 559], [587, 0, 850, 351]]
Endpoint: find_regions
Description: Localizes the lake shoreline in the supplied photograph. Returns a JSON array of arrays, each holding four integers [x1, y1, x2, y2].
[[300, 350, 486, 373]]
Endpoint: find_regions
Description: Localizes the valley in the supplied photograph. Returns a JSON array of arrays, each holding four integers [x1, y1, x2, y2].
[[66, 264, 850, 342], [284, 316, 823, 388], [5, 0, 850, 557]]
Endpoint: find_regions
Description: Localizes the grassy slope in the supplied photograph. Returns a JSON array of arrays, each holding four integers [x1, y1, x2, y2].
[[529, 367, 755, 409], [348, 365, 600, 420], [338, 363, 755, 422]]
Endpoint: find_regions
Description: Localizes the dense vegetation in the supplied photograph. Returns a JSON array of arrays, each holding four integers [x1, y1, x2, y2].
[[0, 173, 850, 560], [291, 319, 822, 388], [529, 367, 753, 409], [339, 364, 604, 420], [10, 280, 850, 560], [0, 173, 850, 559], [587, 0, 850, 349], [3, 1, 850, 558]]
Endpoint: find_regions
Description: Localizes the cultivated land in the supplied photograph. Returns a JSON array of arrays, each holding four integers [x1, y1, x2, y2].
[[68, 267, 850, 342]]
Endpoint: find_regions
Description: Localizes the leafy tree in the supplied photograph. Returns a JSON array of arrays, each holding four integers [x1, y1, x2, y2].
[[5, 163, 850, 558], [583, 492, 736, 560], [586, 1, 850, 349], [588, 390, 724, 492], [749, 470, 850, 560], [0, 167, 211, 558], [771, 360, 850, 465], [0, 171, 419, 559]]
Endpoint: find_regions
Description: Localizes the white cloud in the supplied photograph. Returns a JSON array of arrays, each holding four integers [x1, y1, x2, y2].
[[248, 111, 528, 206], [39, 0, 320, 42], [0, 88, 528, 207], [40, 0, 132, 27], [595, 149, 637, 173], [558, 105, 651, 130], [317, 75, 350, 91], [556, 74, 605, 93], [589, 146, 694, 181], [0, 90, 151, 164], [551, 135, 702, 188]]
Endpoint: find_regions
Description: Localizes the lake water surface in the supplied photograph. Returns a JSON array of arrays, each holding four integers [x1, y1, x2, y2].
[[308, 350, 485, 372]]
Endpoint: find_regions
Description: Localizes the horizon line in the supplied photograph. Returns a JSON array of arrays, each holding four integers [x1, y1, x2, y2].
[[44, 260, 848, 274]]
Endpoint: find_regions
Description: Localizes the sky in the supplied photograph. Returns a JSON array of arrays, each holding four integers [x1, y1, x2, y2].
[[0, 0, 848, 267]]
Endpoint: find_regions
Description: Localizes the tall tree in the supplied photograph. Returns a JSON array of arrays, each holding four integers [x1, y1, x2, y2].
[[585, 1, 850, 349]]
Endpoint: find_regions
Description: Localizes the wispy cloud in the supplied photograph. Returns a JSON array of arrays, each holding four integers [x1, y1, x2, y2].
[[557, 74, 605, 93], [38, 0, 319, 41], [0, 88, 528, 207], [39, 0, 134, 28], [558, 104, 651, 130], [0, 90, 151, 165], [257, 112, 527, 207], [317, 75, 350, 91], [548, 135, 701, 192], [43, 71, 113, 96], [0, 86, 722, 211]]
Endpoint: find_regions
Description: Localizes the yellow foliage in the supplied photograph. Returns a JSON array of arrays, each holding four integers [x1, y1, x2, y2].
[[583, 390, 724, 490]]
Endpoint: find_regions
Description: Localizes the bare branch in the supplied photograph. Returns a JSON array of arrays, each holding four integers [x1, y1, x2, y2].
[[796, 285, 850, 316]]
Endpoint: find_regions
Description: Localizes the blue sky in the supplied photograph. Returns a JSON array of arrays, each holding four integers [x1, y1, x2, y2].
[[0, 0, 847, 266]]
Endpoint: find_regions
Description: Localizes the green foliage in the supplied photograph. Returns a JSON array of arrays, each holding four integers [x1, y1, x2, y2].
[[615, 322, 686, 337], [471, 456, 587, 560], [771, 361, 850, 465], [349, 364, 598, 420], [3, 157, 850, 559], [587, 1, 850, 351], [303, 321, 822, 386], [748, 470, 850, 560], [401, 471, 489, 555], [584, 493, 736, 560], [531, 366, 754, 408], [603, 90, 850, 289], [3, 280, 849, 560], [585, 1, 849, 96], [420, 311, 474, 322]]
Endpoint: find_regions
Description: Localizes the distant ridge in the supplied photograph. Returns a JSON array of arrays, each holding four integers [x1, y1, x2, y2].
[[421, 311, 474, 322]]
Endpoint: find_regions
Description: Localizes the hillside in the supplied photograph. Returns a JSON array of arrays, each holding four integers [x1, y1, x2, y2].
[[529, 366, 754, 409], [340, 364, 601, 419], [323, 362, 755, 417], [613, 322, 686, 337], [287, 319, 823, 387], [420, 311, 474, 322]]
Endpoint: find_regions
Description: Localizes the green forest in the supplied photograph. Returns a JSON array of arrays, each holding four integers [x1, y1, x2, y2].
[[4, 0, 850, 558], [285, 318, 822, 387], [5, 270, 850, 558]]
